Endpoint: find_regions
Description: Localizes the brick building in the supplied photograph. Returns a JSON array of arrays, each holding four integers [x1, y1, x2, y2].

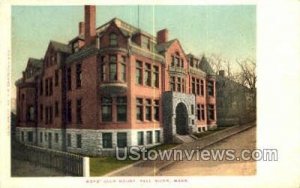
[[15, 5, 217, 156]]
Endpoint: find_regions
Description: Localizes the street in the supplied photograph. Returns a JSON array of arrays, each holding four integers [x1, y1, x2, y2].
[[157, 126, 256, 176]]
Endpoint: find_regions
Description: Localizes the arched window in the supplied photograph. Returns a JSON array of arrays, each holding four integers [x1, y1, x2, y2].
[[27, 106, 35, 121], [109, 33, 117, 46]]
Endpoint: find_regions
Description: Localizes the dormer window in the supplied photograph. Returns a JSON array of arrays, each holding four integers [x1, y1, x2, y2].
[[141, 36, 150, 49], [109, 33, 117, 46], [73, 42, 79, 52], [172, 51, 183, 67]]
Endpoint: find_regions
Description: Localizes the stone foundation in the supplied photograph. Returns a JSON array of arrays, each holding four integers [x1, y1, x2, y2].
[[15, 127, 163, 156]]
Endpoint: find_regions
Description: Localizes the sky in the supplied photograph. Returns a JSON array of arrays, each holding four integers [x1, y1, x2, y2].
[[11, 5, 256, 98]]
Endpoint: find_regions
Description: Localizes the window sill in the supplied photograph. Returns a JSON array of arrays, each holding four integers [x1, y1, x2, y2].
[[135, 84, 159, 89]]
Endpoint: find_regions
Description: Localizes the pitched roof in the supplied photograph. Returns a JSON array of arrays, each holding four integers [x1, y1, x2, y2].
[[97, 17, 156, 41], [156, 39, 177, 53], [27, 58, 43, 69], [199, 56, 215, 75], [50, 40, 72, 54]]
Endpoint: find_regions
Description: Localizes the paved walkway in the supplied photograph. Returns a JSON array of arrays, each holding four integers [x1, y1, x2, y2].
[[158, 126, 256, 176], [106, 122, 256, 176]]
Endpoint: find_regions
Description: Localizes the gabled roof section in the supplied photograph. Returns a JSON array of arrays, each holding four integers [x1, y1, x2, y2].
[[199, 56, 215, 75], [69, 34, 84, 44], [49, 40, 72, 54], [26, 58, 43, 69], [156, 39, 177, 53], [96, 17, 157, 41]]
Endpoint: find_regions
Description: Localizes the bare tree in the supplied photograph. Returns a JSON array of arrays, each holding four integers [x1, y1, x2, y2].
[[236, 58, 256, 90], [205, 54, 239, 81]]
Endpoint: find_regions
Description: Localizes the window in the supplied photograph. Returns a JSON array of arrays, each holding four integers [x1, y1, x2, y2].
[[144, 63, 151, 86], [208, 104, 215, 120], [101, 97, 112, 122], [27, 106, 35, 121], [45, 133, 47, 141], [67, 100, 72, 123], [45, 79, 49, 96], [171, 56, 175, 67], [49, 106, 53, 124], [76, 63, 82, 88], [172, 55, 180, 67], [49, 78, 53, 95], [177, 77, 181, 92], [141, 36, 149, 49], [40, 104, 43, 121], [67, 67, 72, 91], [76, 134, 82, 148], [146, 131, 153, 144], [200, 80, 204, 96], [109, 33, 117, 46], [136, 98, 143, 121], [182, 78, 185, 92], [40, 132, 43, 143], [207, 80, 214, 96], [196, 79, 200, 95], [55, 70, 59, 86], [175, 57, 180, 67], [55, 101, 59, 117], [117, 132, 127, 148], [109, 55, 117, 81], [201, 104, 205, 120], [136, 61, 143, 85], [145, 99, 152, 121], [67, 134, 71, 147], [170, 76, 175, 91], [76, 99, 82, 123], [101, 55, 105, 63], [40, 80, 43, 96], [137, 132, 144, 145], [21, 131, 24, 142], [120, 63, 126, 81], [28, 131, 33, 142], [121, 56, 126, 63], [45, 107, 48, 124], [155, 130, 160, 143], [197, 104, 201, 120], [153, 66, 159, 88], [102, 133, 112, 148], [192, 77, 196, 94], [117, 97, 127, 122], [154, 100, 159, 121], [101, 63, 106, 81], [55, 133, 59, 143]]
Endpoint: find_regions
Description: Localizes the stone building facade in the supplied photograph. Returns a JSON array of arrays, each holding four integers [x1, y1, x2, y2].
[[216, 71, 256, 126], [15, 5, 217, 156]]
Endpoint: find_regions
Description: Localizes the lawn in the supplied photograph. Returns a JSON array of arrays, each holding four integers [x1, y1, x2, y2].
[[90, 157, 135, 176], [89, 144, 178, 176]]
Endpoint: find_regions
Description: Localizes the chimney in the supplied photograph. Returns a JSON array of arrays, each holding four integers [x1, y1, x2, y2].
[[219, 70, 225, 77], [79, 22, 85, 36], [156, 29, 168, 44], [84, 5, 96, 46]]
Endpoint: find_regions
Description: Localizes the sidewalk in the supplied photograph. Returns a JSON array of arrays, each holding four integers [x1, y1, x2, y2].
[[105, 121, 256, 176]]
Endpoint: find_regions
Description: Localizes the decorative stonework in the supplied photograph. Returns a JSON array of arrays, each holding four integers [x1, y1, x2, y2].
[[162, 91, 197, 143]]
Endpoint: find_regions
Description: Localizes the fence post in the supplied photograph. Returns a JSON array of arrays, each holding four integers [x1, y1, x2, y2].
[[83, 157, 90, 177]]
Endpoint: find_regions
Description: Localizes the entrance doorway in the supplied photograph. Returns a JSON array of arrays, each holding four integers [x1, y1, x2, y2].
[[175, 102, 189, 135]]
